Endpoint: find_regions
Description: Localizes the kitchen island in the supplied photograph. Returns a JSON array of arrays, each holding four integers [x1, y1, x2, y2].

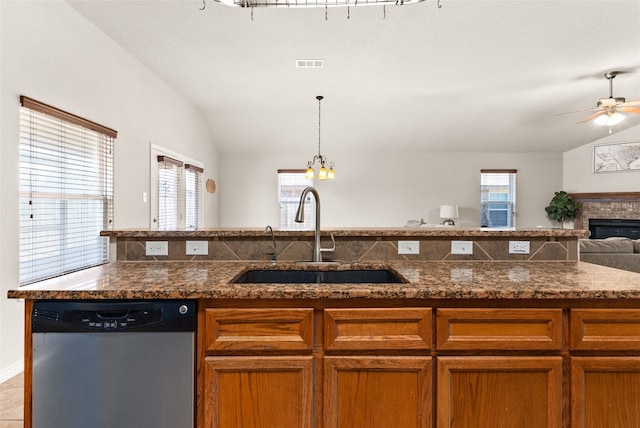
[[9, 257, 640, 428]]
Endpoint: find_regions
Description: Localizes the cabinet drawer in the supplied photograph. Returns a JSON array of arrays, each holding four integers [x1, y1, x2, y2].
[[204, 308, 314, 353], [436, 308, 562, 351], [570, 309, 640, 351], [324, 308, 431, 352]]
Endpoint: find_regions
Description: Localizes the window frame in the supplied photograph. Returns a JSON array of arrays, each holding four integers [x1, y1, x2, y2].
[[18, 96, 116, 285], [278, 169, 314, 230], [149, 144, 204, 230], [480, 169, 517, 229]]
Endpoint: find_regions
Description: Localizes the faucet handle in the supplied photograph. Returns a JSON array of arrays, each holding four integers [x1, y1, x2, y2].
[[320, 233, 336, 255]]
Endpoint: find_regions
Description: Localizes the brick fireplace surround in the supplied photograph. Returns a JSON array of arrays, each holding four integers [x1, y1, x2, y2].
[[569, 192, 640, 233]]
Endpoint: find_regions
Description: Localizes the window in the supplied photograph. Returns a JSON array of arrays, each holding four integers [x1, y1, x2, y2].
[[185, 164, 203, 230], [19, 96, 116, 285], [151, 146, 203, 230], [480, 169, 516, 229], [278, 170, 313, 230], [157, 156, 183, 231]]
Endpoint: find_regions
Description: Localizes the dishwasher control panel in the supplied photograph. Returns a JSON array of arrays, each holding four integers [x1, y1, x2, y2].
[[32, 300, 196, 333]]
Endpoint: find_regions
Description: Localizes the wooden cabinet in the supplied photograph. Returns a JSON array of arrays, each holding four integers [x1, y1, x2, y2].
[[437, 356, 563, 428], [436, 309, 564, 428], [204, 356, 314, 428], [324, 309, 432, 428], [436, 308, 563, 351], [571, 357, 640, 428], [324, 356, 432, 428], [199, 305, 640, 428], [570, 309, 640, 428], [202, 308, 315, 428]]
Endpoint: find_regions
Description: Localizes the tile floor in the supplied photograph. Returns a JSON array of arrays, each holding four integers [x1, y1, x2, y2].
[[0, 373, 23, 428]]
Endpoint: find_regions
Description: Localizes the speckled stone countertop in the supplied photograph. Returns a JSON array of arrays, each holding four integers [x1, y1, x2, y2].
[[101, 227, 589, 238], [7, 260, 640, 300]]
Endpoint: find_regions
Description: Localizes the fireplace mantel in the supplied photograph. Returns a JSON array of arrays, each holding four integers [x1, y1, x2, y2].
[[569, 192, 640, 231], [569, 192, 640, 201]]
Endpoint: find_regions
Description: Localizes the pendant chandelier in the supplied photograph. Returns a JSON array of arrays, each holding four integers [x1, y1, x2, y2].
[[305, 95, 335, 180]]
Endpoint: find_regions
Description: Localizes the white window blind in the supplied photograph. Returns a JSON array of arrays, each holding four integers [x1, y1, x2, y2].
[[157, 155, 183, 231], [278, 170, 314, 230], [19, 96, 116, 285], [480, 169, 517, 229], [185, 164, 203, 230]]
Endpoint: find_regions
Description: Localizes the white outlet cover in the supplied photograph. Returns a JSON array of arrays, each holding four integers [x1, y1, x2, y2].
[[398, 240, 420, 255], [186, 240, 208, 256], [509, 240, 530, 254], [451, 240, 473, 255], [145, 241, 168, 256]]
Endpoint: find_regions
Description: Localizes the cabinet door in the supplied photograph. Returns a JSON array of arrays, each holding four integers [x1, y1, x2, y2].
[[204, 356, 313, 428], [324, 356, 432, 428], [571, 357, 640, 428], [437, 356, 563, 428]]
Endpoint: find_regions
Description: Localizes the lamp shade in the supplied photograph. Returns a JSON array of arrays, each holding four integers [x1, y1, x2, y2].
[[440, 205, 459, 219]]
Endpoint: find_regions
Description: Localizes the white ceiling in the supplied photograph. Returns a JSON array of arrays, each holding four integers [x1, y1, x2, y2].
[[67, 0, 640, 155]]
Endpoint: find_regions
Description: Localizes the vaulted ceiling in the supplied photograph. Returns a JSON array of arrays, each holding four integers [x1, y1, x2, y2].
[[67, 0, 640, 155]]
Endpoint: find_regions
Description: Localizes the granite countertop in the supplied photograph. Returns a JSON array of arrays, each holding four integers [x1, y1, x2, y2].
[[101, 227, 589, 238], [8, 260, 640, 300]]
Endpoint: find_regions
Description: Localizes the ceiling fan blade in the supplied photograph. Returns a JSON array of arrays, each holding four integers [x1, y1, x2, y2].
[[577, 110, 607, 124], [621, 99, 640, 107], [619, 106, 640, 114], [553, 107, 601, 117]]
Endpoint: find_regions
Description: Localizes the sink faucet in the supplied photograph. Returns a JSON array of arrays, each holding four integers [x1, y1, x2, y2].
[[295, 186, 335, 263], [265, 225, 277, 263]]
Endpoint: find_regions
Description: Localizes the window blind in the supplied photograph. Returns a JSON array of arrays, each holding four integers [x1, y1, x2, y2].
[[19, 96, 115, 285], [157, 156, 183, 231], [480, 169, 517, 228], [278, 170, 314, 230], [185, 164, 203, 230]]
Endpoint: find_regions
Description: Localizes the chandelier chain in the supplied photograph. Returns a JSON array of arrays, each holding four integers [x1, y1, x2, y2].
[[318, 96, 322, 156]]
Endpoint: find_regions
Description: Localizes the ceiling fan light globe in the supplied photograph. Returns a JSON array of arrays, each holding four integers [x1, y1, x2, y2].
[[594, 112, 625, 126]]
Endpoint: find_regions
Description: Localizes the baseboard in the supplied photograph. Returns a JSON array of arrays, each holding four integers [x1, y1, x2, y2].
[[0, 360, 24, 384]]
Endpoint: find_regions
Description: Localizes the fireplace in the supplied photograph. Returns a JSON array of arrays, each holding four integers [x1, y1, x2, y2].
[[570, 192, 640, 237], [589, 219, 640, 240]]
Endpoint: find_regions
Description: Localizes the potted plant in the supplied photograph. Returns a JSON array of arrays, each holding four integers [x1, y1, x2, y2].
[[545, 191, 581, 228]]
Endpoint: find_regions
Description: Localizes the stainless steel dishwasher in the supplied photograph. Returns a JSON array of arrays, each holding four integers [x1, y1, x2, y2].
[[31, 300, 195, 428]]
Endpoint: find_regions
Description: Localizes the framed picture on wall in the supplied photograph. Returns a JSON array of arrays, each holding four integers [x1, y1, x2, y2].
[[593, 141, 640, 173]]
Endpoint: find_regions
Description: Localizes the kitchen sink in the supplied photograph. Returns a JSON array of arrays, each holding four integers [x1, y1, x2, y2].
[[233, 269, 405, 284]]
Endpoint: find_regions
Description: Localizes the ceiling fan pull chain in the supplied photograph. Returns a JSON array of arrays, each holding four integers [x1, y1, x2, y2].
[[347, 6, 350, 19], [437, 0, 442, 8], [383, 5, 386, 18]]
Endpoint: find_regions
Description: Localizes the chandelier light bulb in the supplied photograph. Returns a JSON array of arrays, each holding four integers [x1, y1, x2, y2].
[[318, 166, 328, 180], [305, 166, 315, 179]]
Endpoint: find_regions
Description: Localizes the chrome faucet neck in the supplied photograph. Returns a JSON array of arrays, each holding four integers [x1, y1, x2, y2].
[[295, 186, 332, 263]]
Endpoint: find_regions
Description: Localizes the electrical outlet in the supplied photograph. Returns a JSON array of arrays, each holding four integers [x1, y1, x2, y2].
[[398, 240, 420, 255], [509, 240, 530, 254], [186, 240, 208, 256], [145, 241, 168, 256], [451, 240, 473, 255]]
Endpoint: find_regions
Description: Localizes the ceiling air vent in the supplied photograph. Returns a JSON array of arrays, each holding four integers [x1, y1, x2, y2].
[[296, 59, 324, 69]]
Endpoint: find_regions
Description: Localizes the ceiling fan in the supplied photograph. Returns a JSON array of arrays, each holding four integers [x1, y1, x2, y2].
[[558, 71, 640, 126]]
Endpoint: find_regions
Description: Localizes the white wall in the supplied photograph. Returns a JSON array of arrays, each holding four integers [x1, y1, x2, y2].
[[0, 1, 219, 381], [220, 151, 563, 228], [563, 124, 640, 193]]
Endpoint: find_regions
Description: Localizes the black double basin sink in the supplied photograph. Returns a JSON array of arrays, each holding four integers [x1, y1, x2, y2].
[[233, 268, 405, 284]]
